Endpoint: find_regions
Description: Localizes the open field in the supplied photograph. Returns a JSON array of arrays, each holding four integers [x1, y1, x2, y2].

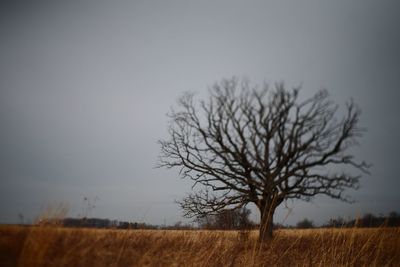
[[0, 225, 399, 266]]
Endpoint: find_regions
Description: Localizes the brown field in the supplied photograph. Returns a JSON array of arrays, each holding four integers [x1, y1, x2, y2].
[[0, 225, 399, 267]]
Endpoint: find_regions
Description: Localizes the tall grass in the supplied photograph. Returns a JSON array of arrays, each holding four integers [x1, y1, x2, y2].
[[0, 225, 399, 266]]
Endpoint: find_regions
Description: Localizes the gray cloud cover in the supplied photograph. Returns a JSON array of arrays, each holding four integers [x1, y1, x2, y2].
[[1, 0, 399, 225]]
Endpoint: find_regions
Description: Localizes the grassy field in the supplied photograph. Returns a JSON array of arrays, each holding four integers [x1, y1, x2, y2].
[[0, 225, 399, 266]]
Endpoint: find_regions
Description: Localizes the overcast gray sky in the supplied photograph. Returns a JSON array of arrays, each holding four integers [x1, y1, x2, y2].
[[1, 0, 399, 226]]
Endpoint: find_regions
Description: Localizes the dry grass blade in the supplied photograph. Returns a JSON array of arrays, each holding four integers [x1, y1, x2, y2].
[[0, 226, 399, 267]]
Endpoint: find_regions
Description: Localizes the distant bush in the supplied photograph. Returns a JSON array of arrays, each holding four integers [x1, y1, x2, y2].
[[197, 207, 254, 230], [296, 218, 314, 229]]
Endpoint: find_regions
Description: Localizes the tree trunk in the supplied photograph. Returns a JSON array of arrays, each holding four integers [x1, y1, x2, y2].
[[258, 204, 275, 242]]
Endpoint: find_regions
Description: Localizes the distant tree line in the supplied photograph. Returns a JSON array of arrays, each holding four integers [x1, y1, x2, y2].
[[294, 211, 400, 229], [35, 211, 400, 230], [323, 212, 400, 228], [38, 217, 159, 230]]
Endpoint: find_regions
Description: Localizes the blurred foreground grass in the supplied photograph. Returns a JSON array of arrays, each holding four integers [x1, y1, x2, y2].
[[0, 225, 399, 266]]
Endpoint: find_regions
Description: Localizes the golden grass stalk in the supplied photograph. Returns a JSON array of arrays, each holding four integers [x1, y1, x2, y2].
[[0, 226, 399, 266]]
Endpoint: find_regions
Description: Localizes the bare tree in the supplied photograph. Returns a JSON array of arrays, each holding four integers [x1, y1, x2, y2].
[[158, 78, 369, 241]]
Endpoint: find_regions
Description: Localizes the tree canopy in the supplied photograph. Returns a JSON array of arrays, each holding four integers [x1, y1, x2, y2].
[[158, 78, 369, 240]]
